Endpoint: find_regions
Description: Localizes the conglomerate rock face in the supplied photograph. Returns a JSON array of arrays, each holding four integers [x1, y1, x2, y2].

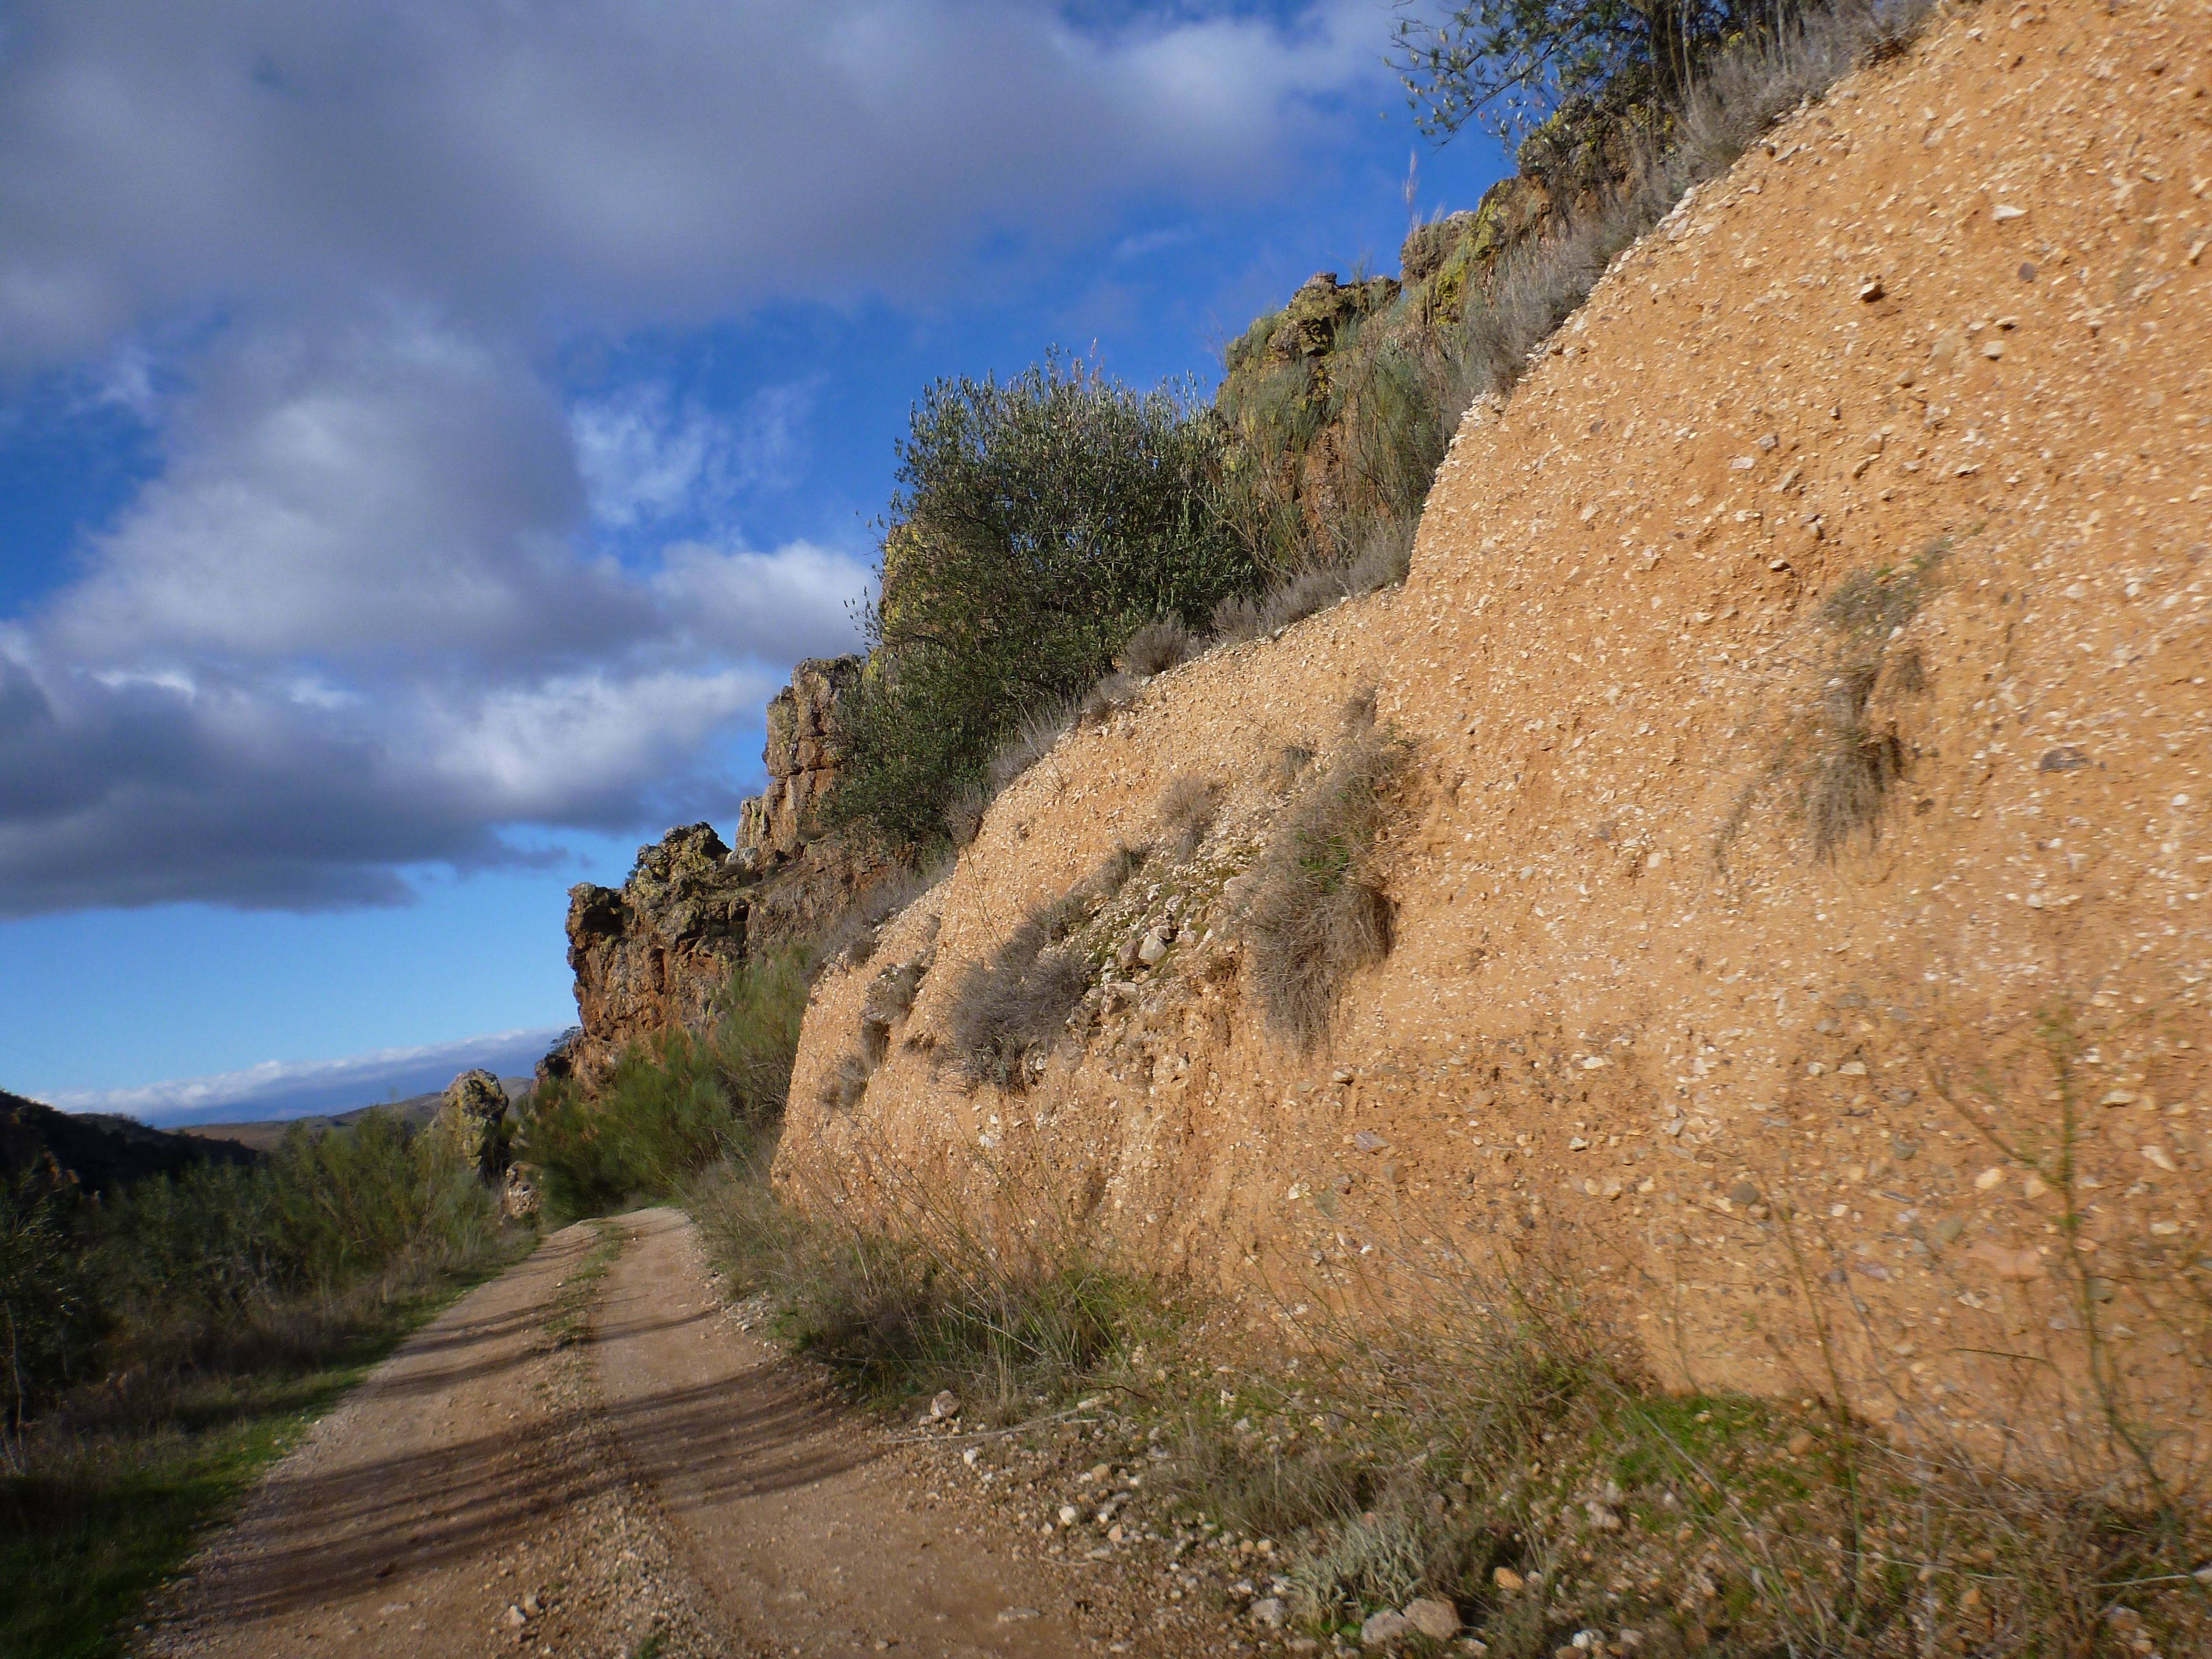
[[780, 2, 2212, 1478], [547, 655, 885, 1088]]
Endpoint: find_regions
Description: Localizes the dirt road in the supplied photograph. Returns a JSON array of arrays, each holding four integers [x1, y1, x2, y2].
[[134, 1213, 1113, 1659]]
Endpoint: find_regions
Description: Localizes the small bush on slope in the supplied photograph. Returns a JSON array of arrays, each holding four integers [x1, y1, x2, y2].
[[828, 355, 1257, 857], [945, 846, 1148, 1089], [1246, 715, 1411, 1049]]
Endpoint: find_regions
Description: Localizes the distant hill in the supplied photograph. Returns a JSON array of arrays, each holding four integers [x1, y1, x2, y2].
[[176, 1077, 533, 1155], [1, 1087, 261, 1196]]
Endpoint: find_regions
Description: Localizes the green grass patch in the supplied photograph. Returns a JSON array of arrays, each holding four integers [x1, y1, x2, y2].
[[0, 1246, 521, 1659]]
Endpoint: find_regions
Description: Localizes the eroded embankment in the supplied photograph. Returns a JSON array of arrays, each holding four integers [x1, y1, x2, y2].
[[780, 0, 2212, 1467]]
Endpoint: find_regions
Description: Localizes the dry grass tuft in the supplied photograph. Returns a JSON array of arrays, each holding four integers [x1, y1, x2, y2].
[[1117, 617, 1203, 677], [984, 696, 1078, 794], [819, 1050, 871, 1111], [1245, 724, 1409, 1048], [1805, 662, 1906, 860], [941, 785, 988, 849], [945, 847, 1146, 1088], [1803, 542, 1946, 858], [1077, 670, 1143, 727], [1210, 520, 1416, 646], [1271, 743, 1317, 793], [1155, 774, 1224, 862]]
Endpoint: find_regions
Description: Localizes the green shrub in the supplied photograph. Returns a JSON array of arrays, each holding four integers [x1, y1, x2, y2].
[[828, 353, 1256, 855], [1392, 0, 1770, 147], [1, 1182, 92, 1446], [524, 949, 807, 1219], [90, 1108, 492, 1329]]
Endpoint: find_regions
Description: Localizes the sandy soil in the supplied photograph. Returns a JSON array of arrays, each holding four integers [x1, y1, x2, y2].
[[134, 1214, 1245, 1659]]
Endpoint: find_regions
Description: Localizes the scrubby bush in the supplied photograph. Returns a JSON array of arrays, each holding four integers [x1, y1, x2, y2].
[[690, 1161, 1138, 1416], [92, 1109, 496, 1329], [1, 1183, 90, 1452], [525, 950, 808, 1219], [1246, 716, 1410, 1048], [1394, 0, 1778, 147], [829, 355, 1258, 855]]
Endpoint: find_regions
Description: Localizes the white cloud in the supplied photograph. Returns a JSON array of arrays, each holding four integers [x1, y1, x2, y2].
[[653, 540, 873, 662], [0, 316, 868, 915], [419, 665, 773, 816], [48, 316, 615, 666], [51, 1026, 568, 1126], [572, 379, 813, 532], [0, 0, 1389, 368]]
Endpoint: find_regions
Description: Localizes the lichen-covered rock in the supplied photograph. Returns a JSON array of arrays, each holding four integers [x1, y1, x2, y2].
[[735, 655, 863, 860], [500, 1164, 541, 1220], [432, 1068, 509, 1180], [1266, 272, 1401, 364]]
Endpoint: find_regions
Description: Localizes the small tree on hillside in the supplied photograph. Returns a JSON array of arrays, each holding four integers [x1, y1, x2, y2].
[[828, 354, 1253, 854], [1392, 0, 1771, 147]]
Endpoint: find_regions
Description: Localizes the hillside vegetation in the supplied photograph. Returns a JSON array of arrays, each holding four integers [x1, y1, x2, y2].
[[2, 1093, 520, 1657]]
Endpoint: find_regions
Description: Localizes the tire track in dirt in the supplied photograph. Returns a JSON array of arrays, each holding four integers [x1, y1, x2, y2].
[[135, 1222, 716, 1659], [591, 1207, 1090, 1658], [132, 1213, 1122, 1659]]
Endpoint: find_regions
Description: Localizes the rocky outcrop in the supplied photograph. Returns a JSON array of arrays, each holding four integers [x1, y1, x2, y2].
[[735, 656, 862, 865], [429, 1068, 509, 1180], [549, 655, 891, 1088]]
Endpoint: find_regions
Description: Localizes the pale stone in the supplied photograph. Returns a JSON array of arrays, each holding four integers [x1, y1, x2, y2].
[[1361, 1609, 1412, 1647], [1405, 1598, 1461, 1639]]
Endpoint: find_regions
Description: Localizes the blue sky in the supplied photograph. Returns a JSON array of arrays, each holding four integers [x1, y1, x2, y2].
[[0, 0, 1508, 1121]]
